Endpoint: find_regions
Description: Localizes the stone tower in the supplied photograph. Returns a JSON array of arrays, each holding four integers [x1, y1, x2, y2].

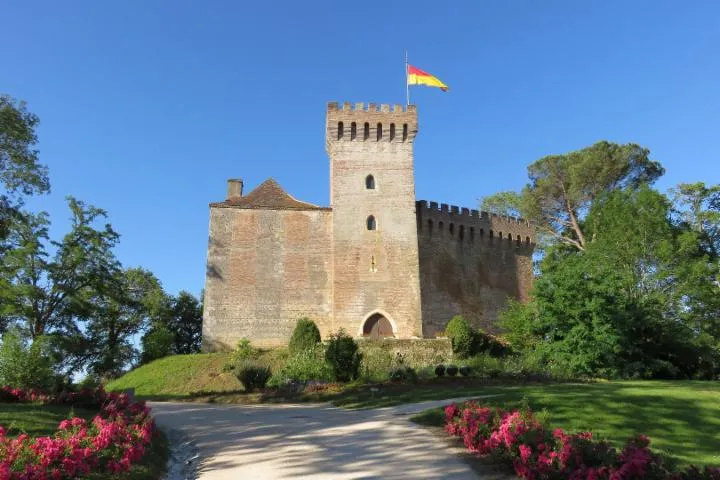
[[326, 102, 423, 338]]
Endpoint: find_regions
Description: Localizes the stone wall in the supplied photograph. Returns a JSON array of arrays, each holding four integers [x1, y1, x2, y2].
[[202, 207, 333, 350], [416, 201, 535, 337], [326, 102, 423, 338]]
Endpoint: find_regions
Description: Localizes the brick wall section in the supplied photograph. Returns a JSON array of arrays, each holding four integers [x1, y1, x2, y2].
[[416, 201, 535, 337], [202, 207, 333, 350], [326, 102, 423, 338]]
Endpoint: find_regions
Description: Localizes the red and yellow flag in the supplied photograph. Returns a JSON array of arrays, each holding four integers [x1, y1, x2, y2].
[[407, 65, 448, 91]]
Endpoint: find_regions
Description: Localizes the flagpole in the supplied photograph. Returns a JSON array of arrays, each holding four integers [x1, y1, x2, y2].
[[405, 51, 410, 106]]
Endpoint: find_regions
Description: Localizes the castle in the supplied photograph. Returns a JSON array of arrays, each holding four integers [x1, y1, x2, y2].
[[201, 102, 535, 350]]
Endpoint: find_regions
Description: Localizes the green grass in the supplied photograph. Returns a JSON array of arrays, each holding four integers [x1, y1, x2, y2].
[[0, 403, 97, 437], [107, 353, 243, 399], [403, 381, 720, 468]]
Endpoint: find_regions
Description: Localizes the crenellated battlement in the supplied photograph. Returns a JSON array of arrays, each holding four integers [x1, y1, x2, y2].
[[326, 101, 418, 145], [416, 200, 536, 251]]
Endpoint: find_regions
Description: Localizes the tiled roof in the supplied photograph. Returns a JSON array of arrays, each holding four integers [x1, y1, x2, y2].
[[210, 178, 329, 210]]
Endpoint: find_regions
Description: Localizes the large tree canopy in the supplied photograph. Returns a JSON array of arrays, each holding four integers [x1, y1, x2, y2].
[[481, 141, 665, 250], [501, 185, 720, 379], [0, 95, 49, 239], [0, 198, 120, 338]]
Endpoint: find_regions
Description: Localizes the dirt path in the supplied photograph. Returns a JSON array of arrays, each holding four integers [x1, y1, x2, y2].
[[151, 397, 487, 479]]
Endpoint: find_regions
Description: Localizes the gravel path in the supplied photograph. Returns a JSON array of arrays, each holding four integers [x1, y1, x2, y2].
[[151, 397, 488, 479]]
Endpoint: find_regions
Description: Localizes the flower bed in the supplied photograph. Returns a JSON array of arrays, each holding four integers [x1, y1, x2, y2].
[[444, 401, 720, 480], [0, 386, 157, 479]]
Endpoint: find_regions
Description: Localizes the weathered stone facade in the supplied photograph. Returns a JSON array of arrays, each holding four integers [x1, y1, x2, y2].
[[202, 102, 536, 350]]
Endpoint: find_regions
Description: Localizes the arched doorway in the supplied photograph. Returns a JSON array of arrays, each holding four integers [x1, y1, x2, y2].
[[363, 313, 394, 339]]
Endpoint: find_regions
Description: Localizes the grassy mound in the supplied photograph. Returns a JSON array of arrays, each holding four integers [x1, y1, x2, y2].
[[107, 353, 242, 399]]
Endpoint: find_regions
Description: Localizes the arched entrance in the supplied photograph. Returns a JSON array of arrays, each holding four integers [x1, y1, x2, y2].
[[362, 313, 394, 339]]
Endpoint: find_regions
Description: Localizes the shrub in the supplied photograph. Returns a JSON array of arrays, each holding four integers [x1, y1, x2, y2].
[[288, 317, 321, 356], [235, 360, 272, 391], [444, 400, 718, 480], [459, 365, 472, 377], [0, 386, 156, 478], [446, 364, 459, 377], [445, 316, 475, 359], [435, 364, 446, 377], [325, 329, 362, 382], [0, 331, 56, 390], [389, 367, 418, 383], [268, 345, 333, 385]]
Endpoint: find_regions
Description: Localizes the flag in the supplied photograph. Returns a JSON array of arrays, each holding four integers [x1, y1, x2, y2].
[[407, 65, 448, 92]]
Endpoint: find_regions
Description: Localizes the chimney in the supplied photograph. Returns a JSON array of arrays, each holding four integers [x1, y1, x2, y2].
[[227, 179, 243, 199]]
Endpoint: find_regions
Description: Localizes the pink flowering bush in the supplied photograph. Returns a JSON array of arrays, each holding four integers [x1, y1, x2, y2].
[[0, 386, 156, 479], [445, 401, 720, 480]]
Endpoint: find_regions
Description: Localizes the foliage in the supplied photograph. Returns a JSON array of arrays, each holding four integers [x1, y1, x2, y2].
[[288, 317, 321, 356], [0, 387, 157, 479], [268, 344, 333, 385], [445, 315, 475, 358], [325, 329, 362, 382], [357, 339, 452, 381], [234, 360, 271, 391], [140, 325, 174, 364], [165, 291, 203, 354], [0, 331, 55, 390], [0, 95, 49, 242], [139, 290, 203, 364], [500, 185, 720, 379], [499, 300, 539, 352], [80, 268, 166, 380], [0, 198, 120, 341], [459, 365, 471, 376], [480, 141, 664, 250], [226, 338, 258, 367], [446, 364, 458, 377], [444, 400, 719, 479], [434, 364, 445, 377]]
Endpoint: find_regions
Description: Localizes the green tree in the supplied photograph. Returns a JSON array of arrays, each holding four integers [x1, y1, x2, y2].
[[140, 324, 174, 364], [480, 141, 664, 250], [522, 186, 719, 378], [166, 291, 203, 354], [0, 95, 50, 240], [81, 268, 166, 380], [0, 198, 120, 339]]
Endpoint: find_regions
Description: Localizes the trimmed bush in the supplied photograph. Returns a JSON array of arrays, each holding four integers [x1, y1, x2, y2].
[[288, 317, 321, 356], [235, 360, 271, 391], [389, 367, 418, 383], [435, 364, 446, 377], [445, 316, 475, 359], [446, 364, 459, 377], [325, 329, 362, 382], [459, 365, 472, 377]]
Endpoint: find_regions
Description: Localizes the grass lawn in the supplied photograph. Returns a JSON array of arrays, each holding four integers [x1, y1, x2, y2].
[[402, 381, 720, 468], [0, 403, 98, 437], [0, 403, 169, 479]]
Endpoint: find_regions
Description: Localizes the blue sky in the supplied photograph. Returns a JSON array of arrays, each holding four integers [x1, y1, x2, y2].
[[3, 1, 719, 297]]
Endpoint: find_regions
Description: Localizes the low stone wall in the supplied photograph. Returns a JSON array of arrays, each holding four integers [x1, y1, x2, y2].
[[357, 338, 454, 377]]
